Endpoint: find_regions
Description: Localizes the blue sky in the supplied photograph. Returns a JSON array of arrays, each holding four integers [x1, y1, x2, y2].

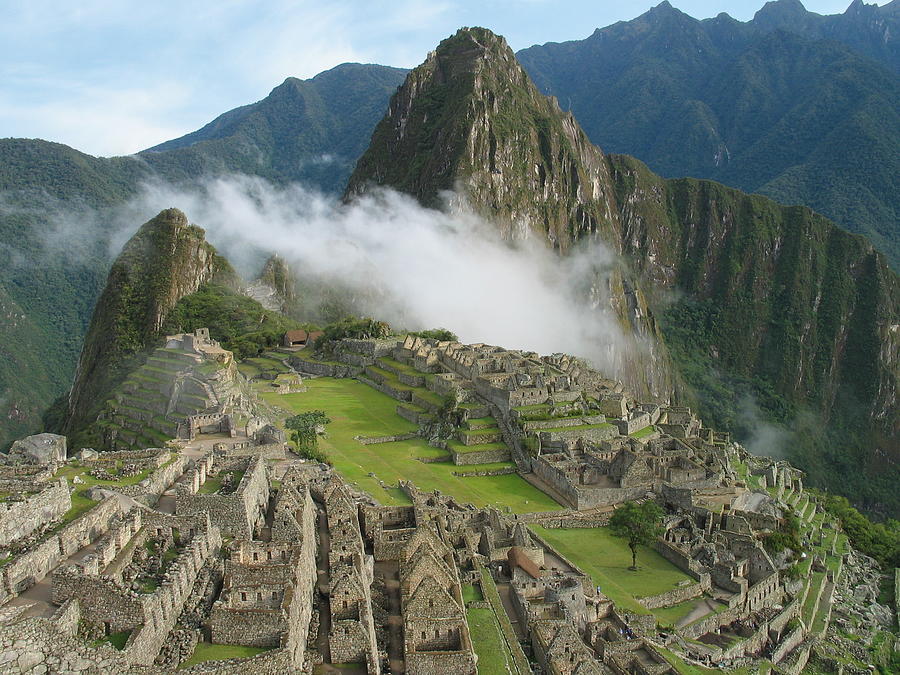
[[0, 0, 885, 156]]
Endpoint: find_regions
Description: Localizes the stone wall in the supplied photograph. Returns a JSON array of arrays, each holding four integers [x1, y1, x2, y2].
[[771, 625, 805, 664], [0, 495, 124, 601], [117, 453, 188, 505], [179, 648, 293, 674], [679, 604, 744, 640], [176, 457, 268, 538], [653, 539, 706, 579], [356, 432, 419, 445], [451, 448, 511, 466], [222, 443, 288, 460], [0, 478, 70, 547], [405, 650, 477, 675], [289, 357, 352, 377], [52, 525, 222, 666], [0, 611, 149, 674], [637, 576, 710, 610]]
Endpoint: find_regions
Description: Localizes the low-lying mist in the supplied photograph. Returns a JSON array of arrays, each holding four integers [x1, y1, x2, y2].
[[117, 175, 638, 378]]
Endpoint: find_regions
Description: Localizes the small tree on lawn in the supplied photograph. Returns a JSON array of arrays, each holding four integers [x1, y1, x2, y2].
[[609, 500, 665, 571], [285, 411, 331, 460]]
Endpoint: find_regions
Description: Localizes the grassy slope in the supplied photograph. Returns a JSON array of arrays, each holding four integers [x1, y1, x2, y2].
[[260, 377, 560, 513]]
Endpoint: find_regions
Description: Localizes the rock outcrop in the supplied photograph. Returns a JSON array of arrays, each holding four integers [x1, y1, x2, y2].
[[66, 208, 235, 435], [4, 433, 67, 465]]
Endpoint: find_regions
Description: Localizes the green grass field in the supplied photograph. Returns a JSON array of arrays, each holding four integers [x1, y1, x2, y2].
[[261, 378, 560, 513], [178, 643, 272, 668], [531, 526, 694, 615]]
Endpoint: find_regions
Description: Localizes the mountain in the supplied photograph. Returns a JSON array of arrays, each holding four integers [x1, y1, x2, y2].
[[347, 27, 676, 402], [0, 63, 403, 450], [141, 63, 407, 192], [64, 208, 236, 434], [753, 0, 899, 72], [516, 0, 900, 269], [348, 26, 899, 516]]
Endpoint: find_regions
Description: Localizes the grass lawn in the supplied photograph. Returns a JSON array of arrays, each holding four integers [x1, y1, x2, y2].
[[261, 378, 560, 513], [179, 643, 272, 668], [651, 596, 728, 628], [803, 572, 826, 626], [446, 440, 508, 454], [532, 526, 694, 615], [629, 425, 656, 439], [467, 607, 516, 674], [539, 423, 614, 434], [462, 583, 484, 604]]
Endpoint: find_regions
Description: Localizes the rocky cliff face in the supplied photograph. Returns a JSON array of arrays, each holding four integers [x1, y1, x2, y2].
[[66, 208, 235, 432], [347, 27, 674, 402]]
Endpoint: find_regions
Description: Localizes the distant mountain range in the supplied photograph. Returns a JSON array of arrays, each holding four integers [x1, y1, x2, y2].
[[518, 0, 900, 268], [0, 1, 897, 516]]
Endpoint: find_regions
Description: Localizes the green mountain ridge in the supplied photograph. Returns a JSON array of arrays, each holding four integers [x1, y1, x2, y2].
[[517, 0, 900, 269], [140, 63, 408, 190], [348, 26, 899, 516]]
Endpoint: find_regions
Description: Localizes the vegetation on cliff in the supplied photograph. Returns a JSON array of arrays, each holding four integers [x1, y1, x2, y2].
[[517, 0, 900, 268], [65, 209, 236, 435], [161, 284, 302, 360]]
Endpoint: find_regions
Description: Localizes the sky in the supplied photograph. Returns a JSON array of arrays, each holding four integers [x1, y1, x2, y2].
[[0, 0, 886, 156]]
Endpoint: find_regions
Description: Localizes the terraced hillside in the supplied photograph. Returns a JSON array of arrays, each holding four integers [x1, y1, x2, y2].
[[91, 344, 247, 451]]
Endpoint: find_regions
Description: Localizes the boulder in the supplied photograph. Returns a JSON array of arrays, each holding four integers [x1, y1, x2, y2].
[[85, 487, 108, 501], [77, 449, 99, 460], [5, 433, 67, 465]]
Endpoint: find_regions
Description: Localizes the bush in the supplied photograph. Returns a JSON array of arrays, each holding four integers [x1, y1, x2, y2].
[[313, 316, 392, 352], [409, 328, 458, 342]]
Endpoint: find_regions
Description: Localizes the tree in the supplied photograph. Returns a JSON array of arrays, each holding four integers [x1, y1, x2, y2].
[[609, 500, 665, 571], [285, 410, 331, 460]]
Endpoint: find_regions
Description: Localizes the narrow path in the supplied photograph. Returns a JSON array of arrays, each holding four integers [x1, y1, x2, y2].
[[315, 504, 332, 664], [376, 561, 405, 675], [496, 583, 526, 639], [5, 538, 102, 618], [676, 598, 719, 628]]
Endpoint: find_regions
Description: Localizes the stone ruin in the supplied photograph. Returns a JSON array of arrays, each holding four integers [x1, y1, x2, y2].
[[0, 334, 884, 674]]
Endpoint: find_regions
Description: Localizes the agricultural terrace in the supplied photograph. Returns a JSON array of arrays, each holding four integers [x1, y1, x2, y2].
[[259, 376, 561, 513]]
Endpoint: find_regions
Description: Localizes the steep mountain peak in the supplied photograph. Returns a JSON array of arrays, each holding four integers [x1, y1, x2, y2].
[[753, 0, 816, 28], [346, 26, 619, 249], [346, 27, 675, 401], [65, 208, 235, 433]]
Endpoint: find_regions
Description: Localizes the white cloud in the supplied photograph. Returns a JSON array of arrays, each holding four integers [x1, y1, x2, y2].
[[0, 78, 193, 157], [105, 174, 641, 378]]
